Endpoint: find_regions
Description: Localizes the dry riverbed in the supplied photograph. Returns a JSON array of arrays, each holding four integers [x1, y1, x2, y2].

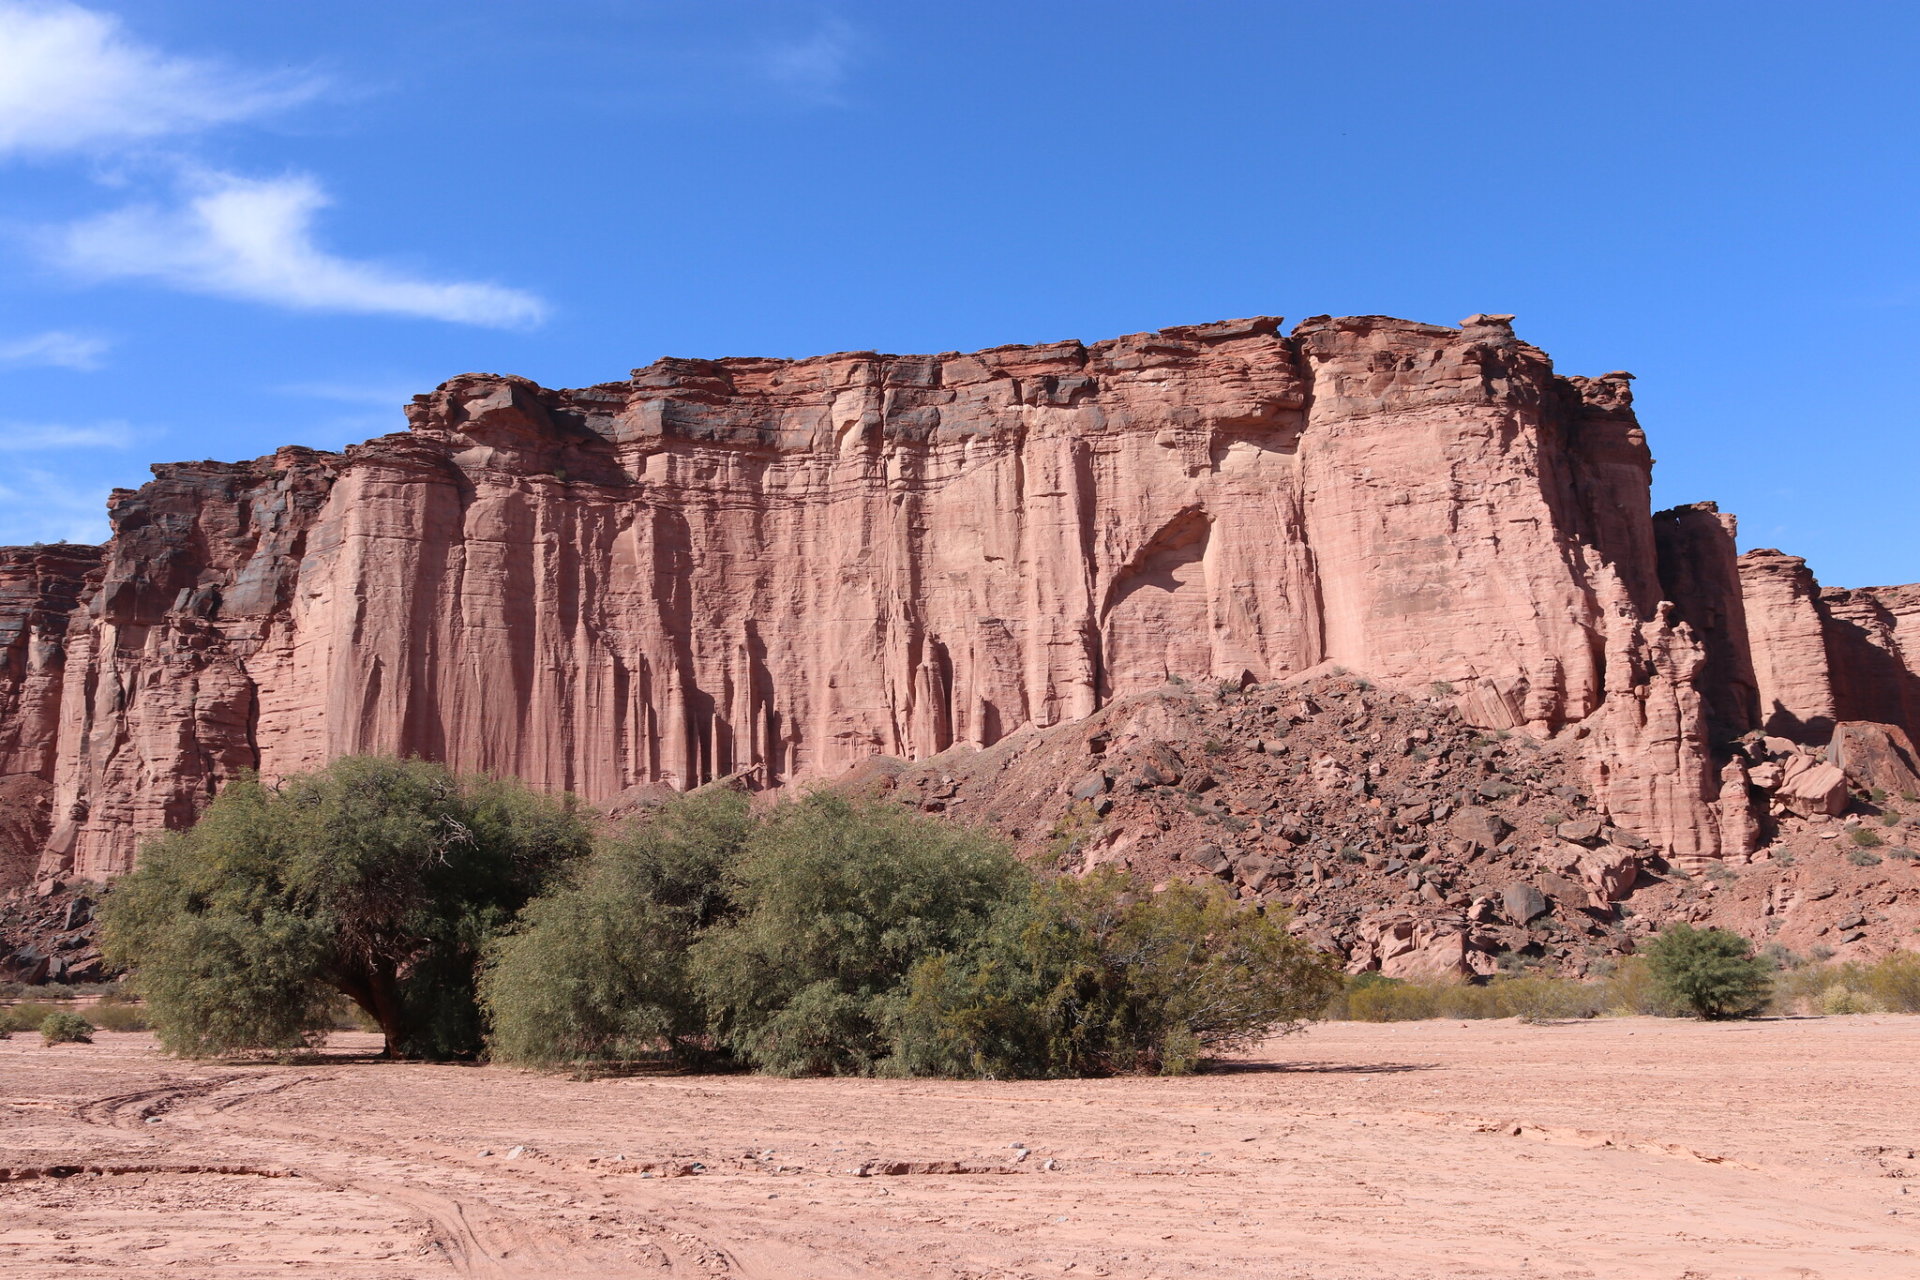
[[3, 1016, 1916, 1279]]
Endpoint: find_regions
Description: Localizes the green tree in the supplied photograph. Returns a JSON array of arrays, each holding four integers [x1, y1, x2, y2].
[[892, 870, 1341, 1077], [482, 787, 754, 1069], [101, 757, 589, 1059], [1644, 924, 1772, 1019], [689, 794, 1025, 1076]]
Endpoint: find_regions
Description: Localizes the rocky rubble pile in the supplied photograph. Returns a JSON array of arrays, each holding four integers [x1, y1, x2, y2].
[[0, 887, 107, 985], [854, 673, 1920, 977], [861, 674, 1641, 978]]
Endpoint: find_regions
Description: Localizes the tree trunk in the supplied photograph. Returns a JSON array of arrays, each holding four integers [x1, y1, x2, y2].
[[334, 965, 406, 1057]]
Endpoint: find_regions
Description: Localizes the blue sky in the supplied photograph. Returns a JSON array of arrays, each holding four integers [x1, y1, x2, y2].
[[1, 1, 1915, 587]]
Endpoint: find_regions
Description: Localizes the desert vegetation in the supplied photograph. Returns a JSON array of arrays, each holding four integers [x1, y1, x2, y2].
[[1326, 935, 1920, 1022], [65, 756, 1920, 1069], [485, 788, 1342, 1077], [99, 761, 1341, 1076], [99, 757, 593, 1059]]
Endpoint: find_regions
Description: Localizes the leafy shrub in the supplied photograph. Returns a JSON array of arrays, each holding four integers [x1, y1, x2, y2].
[[40, 1011, 94, 1045], [892, 870, 1339, 1077], [1334, 972, 1618, 1022], [483, 788, 754, 1070], [487, 795, 1340, 1077], [1601, 956, 1686, 1016], [1863, 952, 1920, 1013], [690, 794, 1027, 1076], [1644, 925, 1771, 1019], [1346, 979, 1440, 1022], [1767, 954, 1920, 1016], [1850, 827, 1885, 848], [1497, 975, 1604, 1022], [101, 757, 591, 1060], [0, 1001, 63, 1033]]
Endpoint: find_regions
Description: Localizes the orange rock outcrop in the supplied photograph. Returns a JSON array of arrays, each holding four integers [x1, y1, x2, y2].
[[1, 313, 1915, 887]]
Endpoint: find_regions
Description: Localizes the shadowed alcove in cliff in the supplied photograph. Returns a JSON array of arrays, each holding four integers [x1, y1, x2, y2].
[[1100, 509, 1214, 701]]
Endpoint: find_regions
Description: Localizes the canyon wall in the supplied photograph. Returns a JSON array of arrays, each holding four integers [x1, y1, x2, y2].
[[0, 543, 102, 887], [2, 313, 1916, 886]]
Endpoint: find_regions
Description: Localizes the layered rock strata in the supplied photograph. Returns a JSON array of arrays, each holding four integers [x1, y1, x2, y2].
[[0, 544, 103, 887], [2, 313, 1916, 887]]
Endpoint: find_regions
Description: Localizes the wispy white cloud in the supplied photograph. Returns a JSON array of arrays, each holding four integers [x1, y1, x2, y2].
[[755, 17, 860, 104], [0, 420, 134, 449], [0, 467, 111, 544], [52, 170, 548, 328], [277, 379, 426, 408], [0, 1, 321, 158], [0, 329, 109, 369]]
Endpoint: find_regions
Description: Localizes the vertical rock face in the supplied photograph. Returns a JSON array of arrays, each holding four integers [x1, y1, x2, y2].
[[1, 313, 1915, 887], [1291, 315, 1649, 731], [1820, 584, 1920, 733], [1739, 549, 1841, 742], [0, 543, 103, 886], [1654, 502, 1759, 745]]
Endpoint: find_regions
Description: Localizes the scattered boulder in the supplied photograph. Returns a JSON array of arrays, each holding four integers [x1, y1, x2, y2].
[[1502, 882, 1549, 924], [1776, 762, 1849, 817], [1555, 817, 1604, 845], [1828, 722, 1920, 797], [1451, 805, 1511, 849], [1192, 844, 1233, 877], [1068, 773, 1109, 802], [1352, 912, 1474, 980]]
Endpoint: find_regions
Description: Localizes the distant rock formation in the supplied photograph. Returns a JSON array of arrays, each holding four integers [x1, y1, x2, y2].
[[2, 313, 1915, 888]]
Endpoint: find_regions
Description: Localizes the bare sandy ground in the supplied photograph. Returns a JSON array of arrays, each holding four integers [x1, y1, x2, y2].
[[3, 1016, 1916, 1279]]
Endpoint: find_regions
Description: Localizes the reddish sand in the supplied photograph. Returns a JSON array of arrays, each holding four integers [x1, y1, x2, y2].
[[3, 1016, 1917, 1278]]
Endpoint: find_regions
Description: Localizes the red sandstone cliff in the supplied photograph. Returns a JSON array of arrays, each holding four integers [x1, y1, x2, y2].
[[0, 543, 102, 887], [2, 313, 1916, 888]]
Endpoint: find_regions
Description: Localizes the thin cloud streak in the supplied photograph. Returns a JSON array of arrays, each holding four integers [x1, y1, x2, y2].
[[53, 170, 549, 328], [0, 1, 321, 158], [0, 420, 135, 450], [0, 329, 109, 369], [278, 379, 430, 407]]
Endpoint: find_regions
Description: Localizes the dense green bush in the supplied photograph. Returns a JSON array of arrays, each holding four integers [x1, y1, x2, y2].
[[485, 793, 1339, 1077], [40, 1010, 94, 1045], [690, 794, 1027, 1076], [1644, 924, 1771, 1019], [101, 757, 591, 1059], [891, 870, 1340, 1077], [483, 788, 755, 1069]]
